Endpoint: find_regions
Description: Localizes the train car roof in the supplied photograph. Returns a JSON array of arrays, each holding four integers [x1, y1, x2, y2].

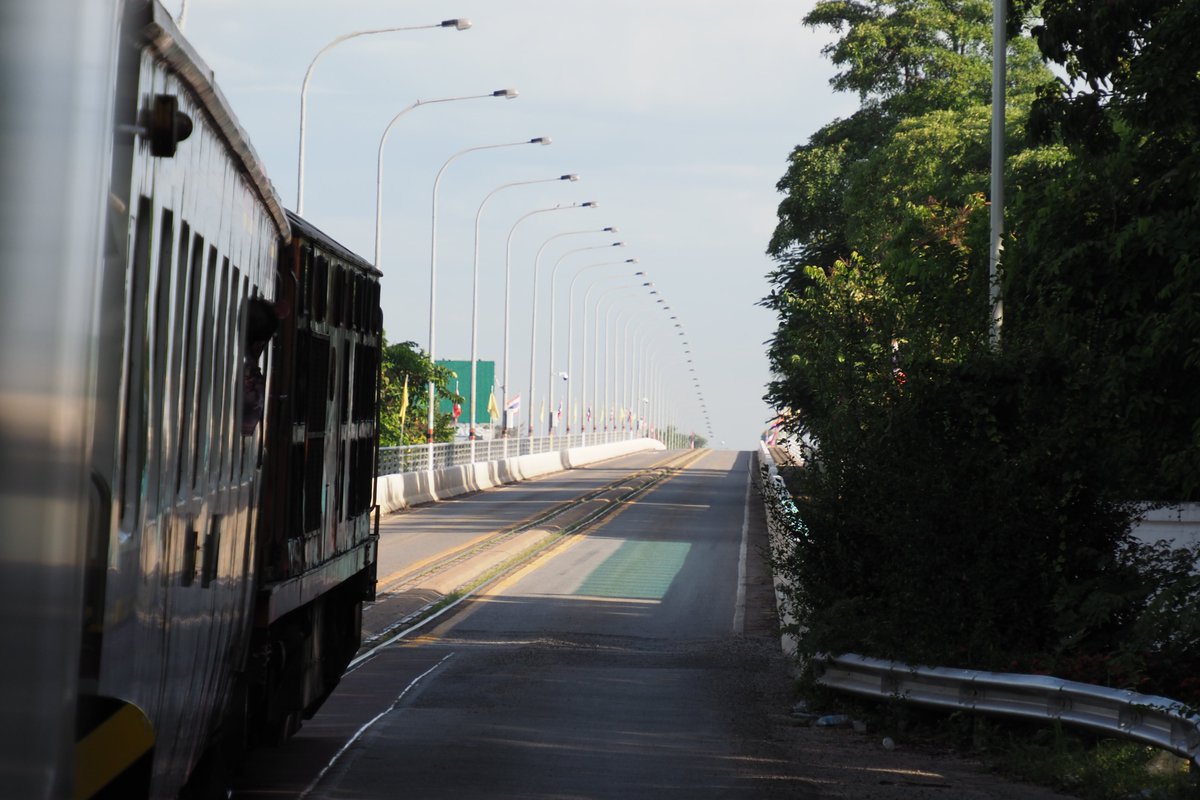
[[140, 1, 290, 243], [285, 210, 381, 278]]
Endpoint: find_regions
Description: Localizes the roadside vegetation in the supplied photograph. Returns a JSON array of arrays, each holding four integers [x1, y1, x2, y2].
[[762, 0, 1200, 787], [378, 335, 464, 446]]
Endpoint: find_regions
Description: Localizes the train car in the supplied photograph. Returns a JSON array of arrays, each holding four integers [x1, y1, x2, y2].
[[244, 212, 382, 746], [74, 1, 292, 797], [2, 2, 382, 796]]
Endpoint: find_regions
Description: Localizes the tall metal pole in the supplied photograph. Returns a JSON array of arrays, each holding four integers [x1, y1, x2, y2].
[[566, 259, 636, 435], [546, 242, 623, 436], [425, 134, 542, 451], [374, 90, 513, 272], [298, 19, 470, 214], [989, 0, 1006, 345], [501, 204, 597, 436], [467, 174, 577, 452]]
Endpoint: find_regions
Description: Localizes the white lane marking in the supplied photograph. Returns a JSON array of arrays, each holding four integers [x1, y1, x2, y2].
[[298, 652, 456, 800], [733, 457, 750, 635]]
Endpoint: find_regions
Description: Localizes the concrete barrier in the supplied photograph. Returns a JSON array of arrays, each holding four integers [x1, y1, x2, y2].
[[374, 437, 667, 514]]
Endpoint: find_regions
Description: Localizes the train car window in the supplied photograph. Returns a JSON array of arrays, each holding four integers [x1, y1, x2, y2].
[[353, 343, 377, 422], [356, 437, 374, 516], [210, 258, 231, 487], [307, 335, 329, 433], [192, 247, 218, 492], [292, 329, 309, 428], [288, 443, 305, 544], [177, 232, 205, 495], [329, 265, 341, 327], [169, 221, 191, 496], [313, 255, 328, 323], [180, 521, 197, 587], [241, 295, 275, 439], [237, 274, 252, 473], [298, 246, 311, 319], [303, 437, 324, 534], [340, 340, 351, 424], [147, 207, 174, 516], [119, 196, 153, 533], [336, 441, 346, 522], [356, 276, 367, 331], [371, 282, 383, 334], [200, 514, 221, 588]]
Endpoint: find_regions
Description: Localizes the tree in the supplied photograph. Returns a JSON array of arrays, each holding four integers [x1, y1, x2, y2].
[[760, 0, 1198, 684], [378, 336, 463, 447]]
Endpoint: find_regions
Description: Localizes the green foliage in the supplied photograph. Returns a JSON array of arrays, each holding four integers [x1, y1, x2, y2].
[[378, 335, 463, 447], [763, 0, 1200, 705], [995, 727, 1196, 800]]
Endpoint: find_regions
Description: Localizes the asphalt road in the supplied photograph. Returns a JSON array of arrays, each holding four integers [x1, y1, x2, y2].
[[233, 448, 1069, 800]]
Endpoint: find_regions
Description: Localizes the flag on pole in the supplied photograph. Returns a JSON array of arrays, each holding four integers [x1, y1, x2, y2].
[[505, 394, 521, 414], [399, 374, 410, 432], [487, 392, 499, 421], [452, 401, 461, 421]]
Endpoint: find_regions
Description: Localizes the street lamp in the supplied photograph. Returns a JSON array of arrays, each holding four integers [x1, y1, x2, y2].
[[544, 242, 624, 435], [528, 236, 622, 436], [500, 204, 599, 436], [565, 259, 638, 436], [580, 276, 632, 441], [427, 136, 551, 445], [467, 173, 579, 448], [374, 89, 517, 270], [296, 18, 471, 213]]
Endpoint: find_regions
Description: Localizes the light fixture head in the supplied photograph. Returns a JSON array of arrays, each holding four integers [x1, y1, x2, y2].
[[443, 18, 472, 30], [634, 270, 645, 276], [604, 226, 619, 233], [528, 136, 551, 145], [625, 258, 637, 264], [581, 201, 598, 208], [560, 174, 579, 182], [493, 88, 519, 99]]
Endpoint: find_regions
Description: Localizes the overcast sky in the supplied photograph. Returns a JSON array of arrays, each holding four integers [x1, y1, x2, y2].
[[177, 0, 856, 448]]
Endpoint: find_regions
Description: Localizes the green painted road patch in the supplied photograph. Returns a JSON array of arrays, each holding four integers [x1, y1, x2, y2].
[[575, 540, 691, 600]]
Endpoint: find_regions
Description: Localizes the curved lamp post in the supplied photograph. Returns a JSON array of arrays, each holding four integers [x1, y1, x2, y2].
[[297, 18, 471, 213], [500, 204, 599, 436], [565, 259, 638, 435], [426, 136, 552, 446], [466, 174, 579, 448], [543, 242, 624, 435], [374, 89, 517, 270]]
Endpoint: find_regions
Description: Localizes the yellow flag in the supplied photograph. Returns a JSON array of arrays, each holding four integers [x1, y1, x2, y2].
[[399, 374, 410, 432], [486, 391, 499, 420]]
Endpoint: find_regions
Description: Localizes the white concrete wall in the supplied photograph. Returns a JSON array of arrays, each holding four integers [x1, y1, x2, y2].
[[374, 438, 667, 514]]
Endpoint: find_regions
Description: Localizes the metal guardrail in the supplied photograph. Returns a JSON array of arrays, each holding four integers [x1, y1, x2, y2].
[[816, 653, 1200, 763], [378, 430, 662, 476], [755, 442, 1200, 765]]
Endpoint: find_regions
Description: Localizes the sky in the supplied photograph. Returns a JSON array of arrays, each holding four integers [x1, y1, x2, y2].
[[176, 0, 857, 449]]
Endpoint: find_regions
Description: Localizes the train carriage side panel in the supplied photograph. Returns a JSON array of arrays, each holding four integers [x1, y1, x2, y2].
[[247, 211, 381, 743], [84, 2, 289, 797]]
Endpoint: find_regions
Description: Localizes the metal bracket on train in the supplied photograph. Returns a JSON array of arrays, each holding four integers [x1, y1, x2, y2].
[[136, 94, 194, 157]]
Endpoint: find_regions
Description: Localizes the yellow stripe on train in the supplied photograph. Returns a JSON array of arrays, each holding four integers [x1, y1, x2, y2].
[[75, 698, 154, 800]]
